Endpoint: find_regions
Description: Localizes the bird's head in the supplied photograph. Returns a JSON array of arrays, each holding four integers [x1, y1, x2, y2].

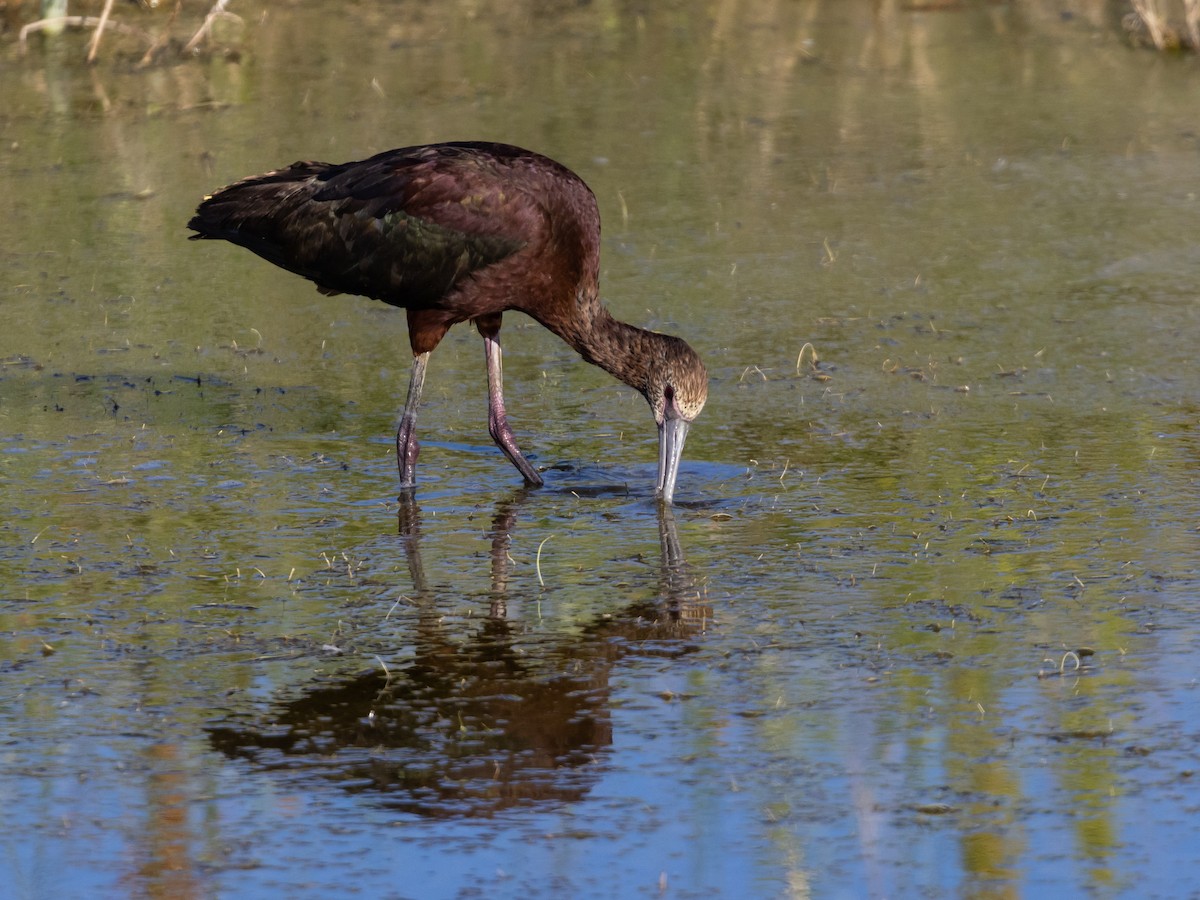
[[646, 336, 708, 426], [645, 336, 707, 504]]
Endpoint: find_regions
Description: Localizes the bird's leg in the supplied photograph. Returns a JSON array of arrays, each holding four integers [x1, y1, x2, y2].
[[396, 351, 430, 489], [479, 319, 544, 487]]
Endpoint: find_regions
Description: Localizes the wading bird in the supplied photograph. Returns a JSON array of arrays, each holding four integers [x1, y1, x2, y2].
[[188, 142, 707, 503]]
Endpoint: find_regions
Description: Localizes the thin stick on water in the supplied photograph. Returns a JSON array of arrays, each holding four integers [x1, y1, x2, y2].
[[536, 536, 552, 588], [85, 0, 116, 63], [139, 0, 184, 67], [1131, 0, 1168, 49], [795, 342, 819, 374], [19, 16, 150, 54], [183, 0, 242, 54]]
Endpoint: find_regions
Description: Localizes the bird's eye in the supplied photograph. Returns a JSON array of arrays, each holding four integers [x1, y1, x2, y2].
[[664, 385, 675, 403]]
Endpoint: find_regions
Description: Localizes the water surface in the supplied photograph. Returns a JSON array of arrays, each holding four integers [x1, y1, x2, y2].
[[2, 2, 1199, 898]]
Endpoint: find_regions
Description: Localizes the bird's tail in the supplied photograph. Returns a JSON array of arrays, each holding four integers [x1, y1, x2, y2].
[[187, 161, 334, 269]]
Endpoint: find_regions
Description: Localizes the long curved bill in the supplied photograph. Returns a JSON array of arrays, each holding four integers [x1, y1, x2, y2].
[[656, 417, 690, 505]]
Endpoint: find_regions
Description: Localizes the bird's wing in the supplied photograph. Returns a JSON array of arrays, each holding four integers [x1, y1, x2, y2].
[[190, 146, 538, 307], [308, 147, 537, 303]]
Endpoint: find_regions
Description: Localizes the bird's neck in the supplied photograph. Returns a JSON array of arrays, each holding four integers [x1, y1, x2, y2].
[[555, 305, 657, 396]]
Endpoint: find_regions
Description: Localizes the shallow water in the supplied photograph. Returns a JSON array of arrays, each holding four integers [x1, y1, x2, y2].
[[2, 2, 1199, 898]]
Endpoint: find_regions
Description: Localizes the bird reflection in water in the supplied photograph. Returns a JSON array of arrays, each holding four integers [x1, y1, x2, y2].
[[209, 495, 708, 817]]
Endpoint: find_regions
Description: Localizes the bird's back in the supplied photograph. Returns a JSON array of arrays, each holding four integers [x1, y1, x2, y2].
[[187, 143, 579, 310]]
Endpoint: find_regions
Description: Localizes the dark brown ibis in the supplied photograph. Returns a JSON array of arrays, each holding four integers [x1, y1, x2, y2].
[[187, 141, 707, 502]]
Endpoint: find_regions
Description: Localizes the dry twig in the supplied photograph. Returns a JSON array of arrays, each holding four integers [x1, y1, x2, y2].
[[1129, 0, 1200, 50], [183, 0, 242, 54], [1132, 0, 1168, 47], [18, 15, 150, 54], [85, 0, 116, 63]]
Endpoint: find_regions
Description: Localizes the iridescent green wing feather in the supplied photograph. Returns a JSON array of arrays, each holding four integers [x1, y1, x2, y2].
[[188, 145, 532, 308]]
